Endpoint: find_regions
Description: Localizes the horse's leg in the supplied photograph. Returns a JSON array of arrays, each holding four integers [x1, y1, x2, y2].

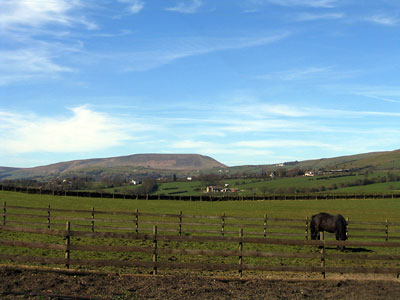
[[335, 233, 345, 251]]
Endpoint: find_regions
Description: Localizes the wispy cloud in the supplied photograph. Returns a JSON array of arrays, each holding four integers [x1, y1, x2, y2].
[[257, 66, 360, 82], [0, 0, 96, 85], [266, 0, 337, 8], [295, 12, 344, 21], [365, 14, 399, 26], [350, 86, 400, 103], [0, 0, 96, 30], [166, 0, 203, 14], [118, 0, 145, 14], [0, 48, 75, 85], [120, 32, 290, 71], [257, 67, 334, 81], [234, 140, 339, 150], [0, 106, 132, 154]]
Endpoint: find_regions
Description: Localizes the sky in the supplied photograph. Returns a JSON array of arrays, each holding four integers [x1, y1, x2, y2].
[[1, 0, 400, 168]]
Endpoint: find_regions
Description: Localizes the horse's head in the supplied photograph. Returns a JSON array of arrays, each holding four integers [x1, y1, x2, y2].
[[310, 230, 318, 240], [336, 215, 348, 241]]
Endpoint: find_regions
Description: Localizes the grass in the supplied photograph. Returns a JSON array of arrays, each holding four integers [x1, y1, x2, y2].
[[1, 190, 400, 221], [1, 190, 399, 278], [98, 171, 400, 196]]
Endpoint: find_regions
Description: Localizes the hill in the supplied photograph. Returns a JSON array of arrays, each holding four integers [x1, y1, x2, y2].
[[0, 154, 227, 180], [1, 149, 400, 181], [225, 149, 400, 176]]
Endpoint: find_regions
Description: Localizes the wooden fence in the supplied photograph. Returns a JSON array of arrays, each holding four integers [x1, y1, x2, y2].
[[2, 203, 400, 241], [1, 224, 400, 278], [2, 184, 400, 201]]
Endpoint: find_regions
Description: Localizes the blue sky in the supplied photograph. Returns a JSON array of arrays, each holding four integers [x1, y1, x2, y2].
[[1, 0, 400, 168]]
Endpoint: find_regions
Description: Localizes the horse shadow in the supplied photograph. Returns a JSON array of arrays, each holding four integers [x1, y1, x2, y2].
[[325, 246, 373, 253]]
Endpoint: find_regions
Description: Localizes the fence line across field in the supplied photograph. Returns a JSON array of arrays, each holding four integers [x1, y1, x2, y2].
[[2, 184, 400, 202], [1, 224, 400, 278], [2, 202, 400, 241]]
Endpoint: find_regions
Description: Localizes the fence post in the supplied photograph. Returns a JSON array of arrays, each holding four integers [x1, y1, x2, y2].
[[320, 231, 325, 279], [239, 228, 243, 278], [135, 209, 139, 234], [305, 216, 309, 240], [47, 205, 51, 229], [3, 201, 6, 226], [179, 211, 182, 236], [91, 207, 95, 232], [385, 219, 389, 241], [221, 213, 225, 237], [65, 221, 71, 269], [264, 214, 267, 238], [153, 225, 158, 275]]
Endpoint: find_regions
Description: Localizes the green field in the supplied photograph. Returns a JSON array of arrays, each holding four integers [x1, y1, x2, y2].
[[1, 190, 400, 221], [1, 191, 399, 278], [98, 171, 400, 197]]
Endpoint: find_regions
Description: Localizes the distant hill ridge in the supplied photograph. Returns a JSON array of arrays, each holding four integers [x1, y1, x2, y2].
[[1, 149, 400, 181], [0, 154, 227, 180]]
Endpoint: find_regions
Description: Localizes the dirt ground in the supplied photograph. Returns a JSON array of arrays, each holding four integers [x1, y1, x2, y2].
[[1, 266, 400, 300]]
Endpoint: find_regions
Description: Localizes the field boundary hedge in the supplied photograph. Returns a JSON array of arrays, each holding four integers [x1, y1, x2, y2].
[[2, 184, 400, 201]]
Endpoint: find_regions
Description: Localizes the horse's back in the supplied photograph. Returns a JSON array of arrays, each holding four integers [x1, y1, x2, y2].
[[313, 212, 336, 233]]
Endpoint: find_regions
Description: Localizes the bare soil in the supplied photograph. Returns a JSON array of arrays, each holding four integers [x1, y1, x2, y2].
[[1, 266, 400, 300]]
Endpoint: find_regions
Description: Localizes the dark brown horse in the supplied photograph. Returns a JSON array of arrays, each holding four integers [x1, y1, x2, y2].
[[310, 212, 347, 251]]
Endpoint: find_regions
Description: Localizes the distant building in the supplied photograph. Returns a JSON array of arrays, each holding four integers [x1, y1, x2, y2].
[[187, 177, 192, 181], [206, 185, 231, 193], [304, 171, 316, 177]]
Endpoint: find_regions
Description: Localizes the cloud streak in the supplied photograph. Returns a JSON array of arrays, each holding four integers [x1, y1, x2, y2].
[[121, 32, 291, 71], [0, 48, 75, 85], [0, 106, 131, 154], [0, 0, 95, 30], [265, 0, 337, 8], [0, 0, 95, 85], [365, 14, 399, 26], [118, 0, 145, 14], [295, 12, 344, 21], [166, 0, 203, 14]]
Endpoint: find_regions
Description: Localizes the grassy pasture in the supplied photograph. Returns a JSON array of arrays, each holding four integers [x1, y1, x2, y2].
[[102, 171, 400, 196], [1, 191, 399, 278], [1, 190, 400, 220]]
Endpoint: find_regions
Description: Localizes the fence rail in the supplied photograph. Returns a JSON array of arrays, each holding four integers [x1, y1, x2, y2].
[[1, 224, 400, 278], [2, 184, 400, 201], [2, 203, 400, 242]]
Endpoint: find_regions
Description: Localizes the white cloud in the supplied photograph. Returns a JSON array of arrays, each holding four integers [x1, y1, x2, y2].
[[170, 140, 274, 158], [234, 140, 338, 149], [348, 86, 400, 103], [0, 48, 74, 85], [121, 32, 290, 71], [266, 0, 337, 8], [229, 103, 309, 118], [0, 0, 95, 30], [0, 106, 131, 154], [257, 67, 334, 81], [166, 0, 203, 14], [119, 0, 145, 14], [0, 0, 96, 85], [365, 14, 398, 26], [256, 66, 361, 82], [295, 12, 344, 21]]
